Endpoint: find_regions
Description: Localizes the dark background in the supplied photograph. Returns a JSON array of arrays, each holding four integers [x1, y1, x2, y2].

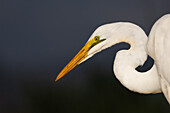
[[1, 0, 170, 113]]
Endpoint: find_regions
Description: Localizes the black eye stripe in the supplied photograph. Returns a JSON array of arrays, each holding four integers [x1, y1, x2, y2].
[[90, 42, 97, 48]]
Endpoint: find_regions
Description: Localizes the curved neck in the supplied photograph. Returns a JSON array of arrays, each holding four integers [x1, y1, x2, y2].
[[109, 23, 161, 93], [114, 51, 161, 94]]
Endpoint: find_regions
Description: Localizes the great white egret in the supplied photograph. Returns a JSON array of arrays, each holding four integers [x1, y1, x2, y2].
[[56, 14, 170, 104]]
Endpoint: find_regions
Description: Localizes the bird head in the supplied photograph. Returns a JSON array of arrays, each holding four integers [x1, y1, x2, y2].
[[55, 25, 110, 81]]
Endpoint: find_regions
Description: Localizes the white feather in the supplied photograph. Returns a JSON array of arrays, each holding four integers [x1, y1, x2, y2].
[[79, 14, 170, 104]]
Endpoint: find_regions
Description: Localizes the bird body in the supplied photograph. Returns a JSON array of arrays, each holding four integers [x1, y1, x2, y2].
[[148, 14, 170, 103], [56, 14, 170, 104]]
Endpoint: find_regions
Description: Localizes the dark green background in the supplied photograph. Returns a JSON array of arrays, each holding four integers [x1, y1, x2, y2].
[[1, 0, 170, 113]]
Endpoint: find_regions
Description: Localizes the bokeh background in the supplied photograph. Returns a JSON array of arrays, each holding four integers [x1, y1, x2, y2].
[[1, 0, 170, 113]]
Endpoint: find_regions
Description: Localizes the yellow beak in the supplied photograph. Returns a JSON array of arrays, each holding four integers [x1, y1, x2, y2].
[[55, 41, 92, 82]]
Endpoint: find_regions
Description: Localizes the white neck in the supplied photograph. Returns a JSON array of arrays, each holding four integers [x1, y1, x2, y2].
[[106, 23, 161, 93]]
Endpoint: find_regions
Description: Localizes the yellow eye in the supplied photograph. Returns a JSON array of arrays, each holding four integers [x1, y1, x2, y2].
[[94, 36, 100, 41]]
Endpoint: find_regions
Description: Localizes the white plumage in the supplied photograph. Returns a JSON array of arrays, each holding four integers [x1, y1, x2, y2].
[[148, 14, 170, 103], [56, 14, 170, 104]]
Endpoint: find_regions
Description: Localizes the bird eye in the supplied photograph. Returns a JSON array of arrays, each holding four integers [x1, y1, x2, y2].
[[94, 36, 100, 41]]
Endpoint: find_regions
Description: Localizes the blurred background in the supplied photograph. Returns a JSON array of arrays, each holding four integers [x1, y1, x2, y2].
[[1, 0, 170, 113]]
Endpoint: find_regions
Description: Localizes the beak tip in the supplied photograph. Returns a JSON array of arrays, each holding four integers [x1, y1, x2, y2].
[[55, 77, 59, 82], [54, 79, 57, 82], [55, 74, 63, 82]]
